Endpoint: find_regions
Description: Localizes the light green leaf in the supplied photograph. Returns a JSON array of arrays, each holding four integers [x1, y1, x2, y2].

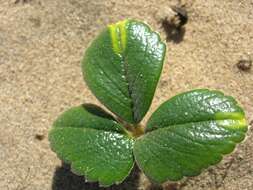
[[49, 104, 134, 186], [134, 89, 248, 183], [82, 19, 166, 124]]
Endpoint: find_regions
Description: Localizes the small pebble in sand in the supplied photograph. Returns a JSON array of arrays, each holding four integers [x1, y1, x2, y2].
[[35, 134, 45, 141], [171, 6, 188, 28], [237, 59, 252, 71], [155, 6, 188, 29], [14, 0, 31, 4], [155, 5, 188, 42]]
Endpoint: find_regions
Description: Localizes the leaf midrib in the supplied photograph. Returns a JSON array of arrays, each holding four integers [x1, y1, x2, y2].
[[147, 114, 246, 132], [115, 23, 136, 123]]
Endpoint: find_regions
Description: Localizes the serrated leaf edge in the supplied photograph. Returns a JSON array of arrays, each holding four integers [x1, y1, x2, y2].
[[133, 123, 248, 183], [49, 127, 135, 187]]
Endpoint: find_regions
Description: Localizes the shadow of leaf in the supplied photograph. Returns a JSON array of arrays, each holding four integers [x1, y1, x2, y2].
[[52, 163, 140, 190], [82, 103, 116, 121]]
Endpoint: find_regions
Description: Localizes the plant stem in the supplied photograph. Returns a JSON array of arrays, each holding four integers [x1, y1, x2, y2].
[[131, 123, 145, 138], [116, 117, 145, 138]]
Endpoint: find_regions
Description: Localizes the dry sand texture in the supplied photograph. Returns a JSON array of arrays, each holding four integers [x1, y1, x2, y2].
[[0, 0, 253, 190]]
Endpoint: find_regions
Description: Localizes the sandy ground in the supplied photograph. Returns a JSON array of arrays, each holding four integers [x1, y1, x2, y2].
[[0, 0, 253, 189]]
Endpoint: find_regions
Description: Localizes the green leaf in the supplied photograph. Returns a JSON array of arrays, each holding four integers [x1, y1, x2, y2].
[[49, 104, 134, 186], [82, 19, 166, 124], [134, 89, 248, 183]]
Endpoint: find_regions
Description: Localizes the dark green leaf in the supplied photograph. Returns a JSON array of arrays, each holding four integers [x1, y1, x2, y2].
[[53, 104, 123, 132], [82, 19, 166, 124], [134, 89, 248, 183], [49, 104, 134, 186]]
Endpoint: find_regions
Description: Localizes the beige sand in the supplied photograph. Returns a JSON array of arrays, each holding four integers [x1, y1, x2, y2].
[[0, 0, 253, 189]]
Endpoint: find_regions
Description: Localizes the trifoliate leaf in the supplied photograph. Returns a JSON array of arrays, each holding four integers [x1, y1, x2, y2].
[[82, 19, 166, 124], [134, 89, 248, 183], [49, 104, 134, 186]]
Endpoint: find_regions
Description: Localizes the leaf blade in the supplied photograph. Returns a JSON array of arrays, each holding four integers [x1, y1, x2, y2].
[[134, 89, 248, 183], [50, 128, 134, 186], [82, 19, 166, 123], [146, 89, 245, 131], [49, 104, 134, 186]]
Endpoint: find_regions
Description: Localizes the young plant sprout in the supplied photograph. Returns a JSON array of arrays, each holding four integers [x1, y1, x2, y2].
[[49, 19, 248, 187]]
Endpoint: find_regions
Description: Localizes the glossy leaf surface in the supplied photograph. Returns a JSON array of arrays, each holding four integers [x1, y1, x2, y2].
[[82, 19, 166, 124], [49, 104, 134, 186], [134, 89, 248, 183]]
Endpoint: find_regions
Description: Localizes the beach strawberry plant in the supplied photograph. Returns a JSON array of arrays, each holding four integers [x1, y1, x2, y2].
[[49, 19, 248, 186]]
